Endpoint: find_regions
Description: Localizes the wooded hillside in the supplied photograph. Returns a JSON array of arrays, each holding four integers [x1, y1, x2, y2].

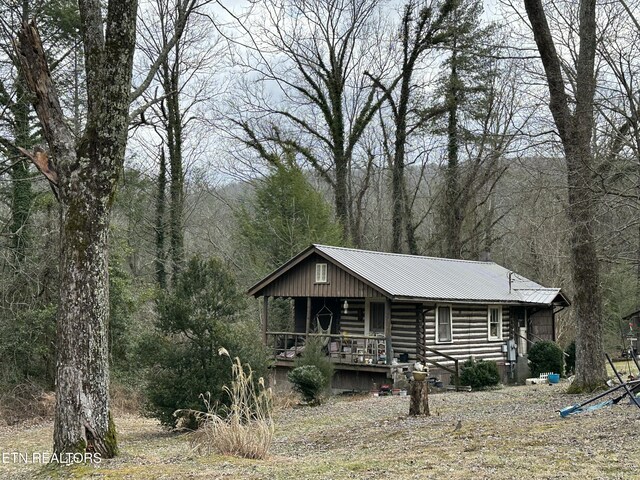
[[1, 0, 640, 455]]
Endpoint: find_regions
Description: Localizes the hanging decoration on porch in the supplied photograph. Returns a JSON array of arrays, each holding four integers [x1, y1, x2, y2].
[[315, 304, 333, 332], [314, 303, 333, 344]]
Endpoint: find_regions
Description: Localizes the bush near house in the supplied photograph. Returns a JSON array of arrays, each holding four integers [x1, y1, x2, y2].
[[288, 365, 326, 404], [460, 359, 500, 389], [528, 340, 564, 377], [294, 336, 334, 389]]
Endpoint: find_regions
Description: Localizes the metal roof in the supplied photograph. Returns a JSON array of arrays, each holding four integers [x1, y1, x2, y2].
[[312, 244, 569, 306]]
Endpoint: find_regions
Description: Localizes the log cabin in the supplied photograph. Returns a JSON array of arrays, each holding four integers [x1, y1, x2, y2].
[[248, 244, 570, 390]]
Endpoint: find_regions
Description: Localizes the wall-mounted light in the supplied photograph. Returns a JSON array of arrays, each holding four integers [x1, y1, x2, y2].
[[343, 300, 349, 313]]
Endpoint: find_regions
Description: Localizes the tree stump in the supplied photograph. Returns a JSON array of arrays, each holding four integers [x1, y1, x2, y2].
[[409, 379, 430, 416]]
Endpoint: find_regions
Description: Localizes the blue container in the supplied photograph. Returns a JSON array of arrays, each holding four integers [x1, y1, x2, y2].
[[548, 373, 560, 384]]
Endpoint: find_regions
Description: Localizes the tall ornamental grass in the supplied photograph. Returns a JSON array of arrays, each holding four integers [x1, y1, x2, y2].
[[179, 349, 274, 460]]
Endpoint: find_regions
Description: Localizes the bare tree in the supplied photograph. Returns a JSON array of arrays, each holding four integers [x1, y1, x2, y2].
[[136, 0, 218, 285], [369, 0, 456, 254], [224, 0, 390, 243], [594, 1, 640, 293], [524, 0, 606, 390], [156, 147, 168, 287], [15, 1, 137, 454]]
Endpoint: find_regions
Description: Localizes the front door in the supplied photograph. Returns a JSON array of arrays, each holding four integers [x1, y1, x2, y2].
[[365, 299, 385, 335]]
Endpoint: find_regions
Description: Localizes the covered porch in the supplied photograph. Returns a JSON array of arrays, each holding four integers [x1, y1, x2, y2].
[[260, 295, 399, 368]]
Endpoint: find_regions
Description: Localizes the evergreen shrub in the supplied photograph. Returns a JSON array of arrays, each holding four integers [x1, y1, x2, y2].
[[528, 340, 564, 377], [460, 358, 500, 389], [288, 365, 326, 404]]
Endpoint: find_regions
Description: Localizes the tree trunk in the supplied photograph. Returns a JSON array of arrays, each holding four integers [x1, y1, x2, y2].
[[54, 180, 117, 456], [391, 124, 419, 255], [565, 139, 606, 389], [391, 148, 406, 253], [9, 74, 34, 261], [409, 379, 430, 416], [155, 148, 167, 289], [524, 0, 606, 391], [390, 90, 413, 254], [334, 155, 351, 243], [163, 53, 184, 284], [9, 156, 32, 262], [16, 0, 139, 455], [567, 0, 606, 390], [444, 46, 462, 259]]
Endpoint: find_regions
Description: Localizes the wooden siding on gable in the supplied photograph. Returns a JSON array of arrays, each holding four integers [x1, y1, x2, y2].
[[530, 309, 554, 341], [258, 253, 384, 298]]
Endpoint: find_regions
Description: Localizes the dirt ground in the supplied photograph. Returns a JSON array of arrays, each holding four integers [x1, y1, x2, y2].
[[0, 383, 639, 479]]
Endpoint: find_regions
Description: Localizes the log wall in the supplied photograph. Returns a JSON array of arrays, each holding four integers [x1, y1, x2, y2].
[[337, 299, 365, 335], [336, 300, 510, 366], [421, 303, 510, 365]]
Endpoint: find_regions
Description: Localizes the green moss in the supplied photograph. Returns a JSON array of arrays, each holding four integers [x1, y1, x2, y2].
[[104, 410, 119, 458], [38, 462, 64, 478], [68, 464, 96, 478], [69, 438, 88, 454]]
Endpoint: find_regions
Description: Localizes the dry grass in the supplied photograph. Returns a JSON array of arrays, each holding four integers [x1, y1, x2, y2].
[[0, 382, 54, 427], [182, 353, 274, 460], [1, 383, 639, 479], [0, 379, 143, 428], [273, 391, 299, 411], [607, 360, 640, 379], [110, 382, 145, 416]]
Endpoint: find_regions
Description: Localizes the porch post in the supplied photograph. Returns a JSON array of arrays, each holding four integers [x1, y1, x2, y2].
[[416, 304, 425, 363], [305, 296, 312, 335], [262, 296, 269, 343], [385, 298, 393, 365]]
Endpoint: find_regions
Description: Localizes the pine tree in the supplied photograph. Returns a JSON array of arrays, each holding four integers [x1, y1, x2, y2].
[[237, 160, 344, 276]]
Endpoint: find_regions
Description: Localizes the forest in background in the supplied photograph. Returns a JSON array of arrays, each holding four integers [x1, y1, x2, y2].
[[0, 0, 639, 415]]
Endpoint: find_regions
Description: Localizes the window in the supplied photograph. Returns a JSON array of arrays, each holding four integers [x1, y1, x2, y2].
[[436, 305, 452, 343], [488, 306, 502, 340], [315, 263, 327, 283]]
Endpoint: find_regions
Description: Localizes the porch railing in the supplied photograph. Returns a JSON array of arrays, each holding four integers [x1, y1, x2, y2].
[[266, 331, 391, 365], [417, 344, 461, 391]]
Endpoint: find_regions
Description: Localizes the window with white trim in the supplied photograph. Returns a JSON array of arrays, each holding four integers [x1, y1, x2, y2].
[[488, 306, 502, 340], [315, 263, 327, 283], [436, 305, 452, 343]]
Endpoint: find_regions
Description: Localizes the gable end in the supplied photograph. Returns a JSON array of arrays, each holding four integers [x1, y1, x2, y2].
[[251, 251, 386, 298]]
